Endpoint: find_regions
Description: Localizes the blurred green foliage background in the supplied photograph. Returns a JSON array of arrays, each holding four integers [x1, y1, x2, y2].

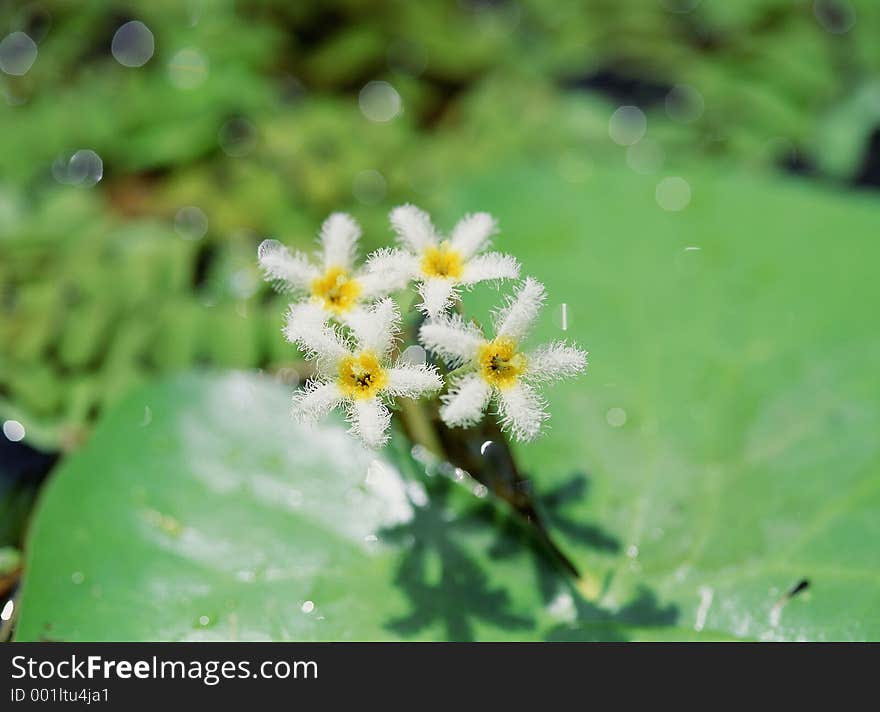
[[1, 0, 879, 622], [4, 0, 879, 451]]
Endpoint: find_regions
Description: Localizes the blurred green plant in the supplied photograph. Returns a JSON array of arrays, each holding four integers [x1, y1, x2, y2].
[[2, 0, 879, 449]]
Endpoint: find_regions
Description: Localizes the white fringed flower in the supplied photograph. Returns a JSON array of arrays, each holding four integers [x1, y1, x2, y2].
[[419, 278, 587, 441], [285, 298, 442, 448], [257, 212, 405, 324], [367, 204, 520, 318]]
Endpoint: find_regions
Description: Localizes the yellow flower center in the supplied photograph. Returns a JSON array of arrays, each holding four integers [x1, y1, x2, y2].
[[420, 242, 464, 280], [478, 337, 527, 389], [337, 351, 388, 400], [311, 266, 362, 315]]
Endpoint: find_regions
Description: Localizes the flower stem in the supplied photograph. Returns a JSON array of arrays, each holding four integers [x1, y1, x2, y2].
[[397, 311, 579, 578]]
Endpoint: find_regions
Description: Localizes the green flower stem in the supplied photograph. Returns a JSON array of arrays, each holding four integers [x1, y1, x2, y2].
[[397, 311, 580, 579]]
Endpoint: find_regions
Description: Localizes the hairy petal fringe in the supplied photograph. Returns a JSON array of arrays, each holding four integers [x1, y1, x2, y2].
[[347, 298, 400, 356], [319, 212, 361, 270], [418, 314, 484, 367], [389, 204, 437, 252], [450, 212, 498, 259], [291, 380, 343, 423], [386, 364, 443, 398], [460, 252, 520, 285], [439, 374, 493, 428], [284, 302, 350, 365], [257, 239, 317, 292], [494, 277, 546, 342], [496, 382, 548, 442], [524, 341, 588, 383], [417, 278, 457, 318], [347, 397, 392, 448]]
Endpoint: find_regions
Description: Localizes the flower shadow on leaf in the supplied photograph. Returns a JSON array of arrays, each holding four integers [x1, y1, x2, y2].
[[543, 583, 679, 641], [379, 476, 534, 641], [382, 472, 679, 641], [479, 472, 621, 602], [472, 471, 679, 640]]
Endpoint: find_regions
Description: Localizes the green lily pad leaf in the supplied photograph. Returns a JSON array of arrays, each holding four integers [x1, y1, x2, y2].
[[444, 159, 880, 641], [14, 373, 429, 641], [17, 372, 685, 641]]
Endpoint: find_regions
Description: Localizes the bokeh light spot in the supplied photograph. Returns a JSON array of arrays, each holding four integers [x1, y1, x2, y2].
[[359, 81, 402, 122], [352, 169, 387, 205], [218, 117, 257, 157], [111, 21, 154, 68], [2, 420, 25, 442], [608, 105, 646, 146], [168, 48, 209, 89], [813, 0, 856, 34], [174, 206, 208, 240], [606, 408, 627, 428], [0, 32, 38, 76], [68, 149, 104, 185], [655, 176, 691, 211], [53, 149, 103, 187]]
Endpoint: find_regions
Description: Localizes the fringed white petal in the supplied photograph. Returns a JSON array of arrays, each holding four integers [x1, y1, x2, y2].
[[494, 277, 546, 342], [366, 247, 419, 282], [385, 364, 443, 398], [257, 239, 318, 291], [417, 277, 457, 318], [284, 302, 350, 365], [439, 373, 492, 428], [460, 252, 520, 286], [347, 397, 392, 448], [496, 381, 548, 442], [524, 341, 588, 384], [291, 380, 343, 423], [390, 204, 437, 252], [335, 304, 367, 330], [354, 271, 391, 300], [418, 313, 484, 367], [450, 212, 497, 259], [360, 249, 419, 297], [319, 212, 361, 270], [347, 298, 400, 356]]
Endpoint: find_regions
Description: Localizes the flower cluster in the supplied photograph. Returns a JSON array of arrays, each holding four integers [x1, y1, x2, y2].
[[259, 205, 587, 447]]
